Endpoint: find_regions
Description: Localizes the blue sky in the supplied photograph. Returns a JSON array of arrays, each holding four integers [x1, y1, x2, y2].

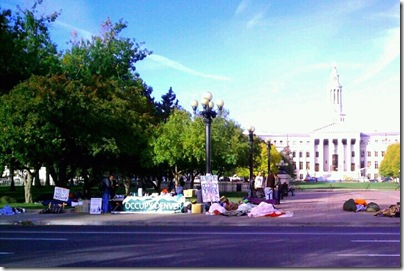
[[2, 0, 401, 134]]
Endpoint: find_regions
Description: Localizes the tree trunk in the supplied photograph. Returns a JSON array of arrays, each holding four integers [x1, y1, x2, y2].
[[34, 170, 41, 186], [123, 176, 131, 196], [45, 167, 50, 186], [23, 169, 33, 204], [8, 163, 15, 191]]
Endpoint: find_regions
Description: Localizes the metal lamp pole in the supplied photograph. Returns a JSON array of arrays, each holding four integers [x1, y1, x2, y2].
[[266, 139, 272, 174], [191, 91, 224, 174], [248, 126, 255, 197]]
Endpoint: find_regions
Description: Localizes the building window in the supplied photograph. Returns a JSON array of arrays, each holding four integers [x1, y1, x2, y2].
[[306, 152, 310, 158], [374, 151, 378, 157], [299, 162, 303, 169], [351, 163, 355, 171], [382, 151, 385, 157], [299, 174, 303, 180], [351, 151, 355, 157], [306, 162, 310, 169], [375, 161, 379, 169], [292, 151, 296, 158], [367, 151, 371, 157], [315, 151, 319, 158], [367, 161, 371, 167], [299, 152, 302, 158], [315, 163, 319, 172]]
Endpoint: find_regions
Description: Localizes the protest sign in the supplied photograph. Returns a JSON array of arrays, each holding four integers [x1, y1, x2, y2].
[[201, 175, 220, 203], [53, 187, 69, 202]]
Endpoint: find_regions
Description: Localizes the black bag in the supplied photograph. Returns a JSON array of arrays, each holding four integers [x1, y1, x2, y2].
[[343, 198, 356, 212]]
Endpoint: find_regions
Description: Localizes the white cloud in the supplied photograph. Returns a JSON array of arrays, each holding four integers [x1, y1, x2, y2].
[[234, 0, 249, 17], [147, 54, 232, 81], [354, 27, 400, 84], [55, 21, 94, 40], [246, 12, 265, 29]]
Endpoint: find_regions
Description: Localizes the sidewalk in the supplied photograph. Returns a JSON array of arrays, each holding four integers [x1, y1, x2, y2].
[[0, 190, 400, 227]]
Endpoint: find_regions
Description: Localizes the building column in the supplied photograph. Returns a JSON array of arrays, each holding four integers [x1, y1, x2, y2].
[[311, 140, 316, 176], [330, 138, 335, 171], [319, 138, 324, 172]]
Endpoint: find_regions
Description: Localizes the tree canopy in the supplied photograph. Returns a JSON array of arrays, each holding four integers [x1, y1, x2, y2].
[[379, 143, 400, 178]]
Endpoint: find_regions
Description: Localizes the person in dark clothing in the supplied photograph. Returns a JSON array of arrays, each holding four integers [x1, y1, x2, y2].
[[101, 174, 115, 214], [264, 171, 276, 200], [110, 177, 119, 199], [276, 175, 282, 204]]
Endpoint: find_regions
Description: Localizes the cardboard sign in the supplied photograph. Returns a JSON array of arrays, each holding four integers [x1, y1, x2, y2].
[[53, 187, 70, 202], [201, 175, 220, 203], [90, 198, 102, 214], [122, 195, 185, 213]]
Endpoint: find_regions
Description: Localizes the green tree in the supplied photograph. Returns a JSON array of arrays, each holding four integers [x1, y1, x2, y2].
[[210, 116, 250, 177], [152, 109, 199, 186], [0, 1, 61, 95], [156, 87, 180, 123], [0, 14, 157, 201], [255, 141, 283, 176], [59, 17, 156, 184], [379, 143, 400, 178]]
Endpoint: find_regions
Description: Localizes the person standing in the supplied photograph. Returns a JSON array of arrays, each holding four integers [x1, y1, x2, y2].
[[254, 171, 265, 198], [265, 170, 276, 200], [101, 174, 115, 214], [276, 175, 282, 204]]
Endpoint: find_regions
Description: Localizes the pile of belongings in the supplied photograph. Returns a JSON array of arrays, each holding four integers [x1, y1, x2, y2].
[[342, 198, 381, 212], [206, 196, 288, 217], [374, 202, 400, 217], [39, 202, 66, 214], [0, 205, 26, 215]]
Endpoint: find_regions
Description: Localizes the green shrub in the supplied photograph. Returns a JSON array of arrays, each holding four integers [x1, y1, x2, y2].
[[0, 196, 17, 204]]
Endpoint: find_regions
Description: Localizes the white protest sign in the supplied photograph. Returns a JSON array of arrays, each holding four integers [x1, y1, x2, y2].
[[90, 198, 102, 214], [53, 187, 70, 202], [201, 175, 220, 203]]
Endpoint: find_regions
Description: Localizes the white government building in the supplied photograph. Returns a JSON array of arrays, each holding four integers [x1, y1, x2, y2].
[[259, 66, 400, 182]]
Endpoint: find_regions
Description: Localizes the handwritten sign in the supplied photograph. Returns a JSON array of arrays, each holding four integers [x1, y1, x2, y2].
[[90, 198, 102, 214], [201, 175, 220, 203], [53, 187, 69, 202]]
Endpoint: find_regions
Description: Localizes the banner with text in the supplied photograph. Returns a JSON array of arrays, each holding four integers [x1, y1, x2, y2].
[[122, 195, 185, 213]]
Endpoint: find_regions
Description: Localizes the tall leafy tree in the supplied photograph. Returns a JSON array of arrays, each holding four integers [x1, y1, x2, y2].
[[156, 87, 180, 123], [152, 109, 196, 183], [379, 143, 400, 178], [0, 0, 61, 95], [210, 116, 250, 177], [59, 17, 157, 186]]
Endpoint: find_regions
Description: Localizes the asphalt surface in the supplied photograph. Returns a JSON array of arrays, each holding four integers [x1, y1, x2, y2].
[[0, 189, 400, 227]]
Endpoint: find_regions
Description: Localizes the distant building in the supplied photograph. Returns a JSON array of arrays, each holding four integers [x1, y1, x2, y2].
[[258, 66, 400, 181]]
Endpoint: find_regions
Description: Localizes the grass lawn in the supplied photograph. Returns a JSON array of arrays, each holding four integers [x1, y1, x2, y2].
[[0, 181, 399, 209]]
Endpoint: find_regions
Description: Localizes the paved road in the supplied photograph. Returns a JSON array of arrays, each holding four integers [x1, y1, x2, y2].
[[0, 225, 400, 268], [0, 189, 400, 227]]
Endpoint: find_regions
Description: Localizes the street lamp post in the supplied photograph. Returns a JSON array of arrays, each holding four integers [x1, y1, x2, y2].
[[276, 159, 289, 174], [248, 126, 255, 198], [275, 159, 289, 203], [191, 91, 224, 174], [266, 138, 272, 174]]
